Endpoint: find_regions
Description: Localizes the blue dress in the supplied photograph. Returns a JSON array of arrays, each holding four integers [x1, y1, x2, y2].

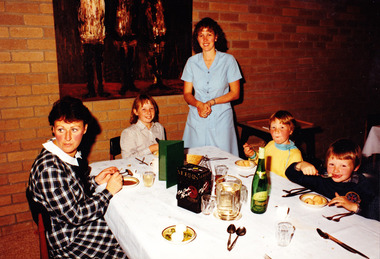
[[181, 51, 242, 156]]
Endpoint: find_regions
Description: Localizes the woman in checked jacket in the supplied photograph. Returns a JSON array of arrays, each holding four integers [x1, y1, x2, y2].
[[27, 96, 127, 258]]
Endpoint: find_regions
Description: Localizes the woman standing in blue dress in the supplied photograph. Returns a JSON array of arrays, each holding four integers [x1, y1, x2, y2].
[[181, 17, 242, 156]]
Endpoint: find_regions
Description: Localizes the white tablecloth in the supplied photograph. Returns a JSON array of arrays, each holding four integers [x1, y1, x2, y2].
[[90, 146, 380, 259], [363, 125, 380, 157]]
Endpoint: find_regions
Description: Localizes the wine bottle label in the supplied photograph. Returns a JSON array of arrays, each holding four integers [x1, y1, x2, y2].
[[253, 191, 268, 201]]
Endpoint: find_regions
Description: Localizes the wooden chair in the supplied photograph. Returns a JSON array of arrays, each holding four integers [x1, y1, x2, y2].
[[110, 136, 121, 160], [26, 189, 50, 259]]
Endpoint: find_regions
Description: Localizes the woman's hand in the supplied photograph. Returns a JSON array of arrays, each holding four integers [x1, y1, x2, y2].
[[196, 102, 212, 118], [95, 166, 119, 185], [243, 143, 255, 157], [328, 192, 358, 212], [106, 171, 123, 195]]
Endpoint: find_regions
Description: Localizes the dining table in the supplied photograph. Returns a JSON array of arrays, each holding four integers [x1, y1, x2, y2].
[[90, 146, 380, 259]]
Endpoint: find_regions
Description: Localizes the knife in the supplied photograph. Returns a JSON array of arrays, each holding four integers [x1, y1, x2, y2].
[[316, 228, 369, 258], [282, 189, 312, 197]]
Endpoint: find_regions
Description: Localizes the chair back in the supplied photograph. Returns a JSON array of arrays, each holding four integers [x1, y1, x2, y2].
[[110, 136, 121, 160], [26, 189, 51, 259]]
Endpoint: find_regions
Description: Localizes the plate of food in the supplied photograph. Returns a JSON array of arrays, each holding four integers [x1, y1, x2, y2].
[[299, 193, 328, 208], [122, 176, 139, 187], [162, 224, 196, 244], [235, 160, 256, 170]]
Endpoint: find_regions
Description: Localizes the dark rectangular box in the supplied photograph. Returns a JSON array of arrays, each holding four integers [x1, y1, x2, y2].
[[177, 163, 212, 213]]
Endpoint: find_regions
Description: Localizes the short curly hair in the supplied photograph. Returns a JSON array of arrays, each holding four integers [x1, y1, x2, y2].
[[192, 17, 228, 53], [48, 96, 92, 126]]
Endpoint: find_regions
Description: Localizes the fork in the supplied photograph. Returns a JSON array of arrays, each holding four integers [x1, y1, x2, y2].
[[323, 212, 354, 221]]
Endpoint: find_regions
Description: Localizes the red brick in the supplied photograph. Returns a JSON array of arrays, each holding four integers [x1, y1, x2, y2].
[[0, 196, 11, 206], [0, 39, 27, 51], [0, 215, 16, 226], [1, 107, 34, 119], [31, 62, 57, 73], [8, 150, 38, 163], [10, 27, 44, 38], [6, 2, 40, 13], [0, 75, 15, 85], [220, 13, 239, 22], [0, 119, 19, 131], [0, 14, 24, 25], [27, 39, 56, 50], [0, 141, 20, 153], [23, 15, 54, 26], [209, 3, 229, 12], [0, 63, 30, 74], [8, 172, 29, 184], [18, 95, 49, 107], [15, 74, 47, 85], [282, 8, 299, 17]]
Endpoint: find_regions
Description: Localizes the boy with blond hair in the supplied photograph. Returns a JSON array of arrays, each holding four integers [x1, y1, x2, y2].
[[244, 110, 303, 178]]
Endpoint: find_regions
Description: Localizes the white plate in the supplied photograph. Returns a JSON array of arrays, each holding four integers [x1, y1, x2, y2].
[[122, 176, 139, 187], [235, 160, 256, 170], [299, 193, 328, 208], [162, 225, 196, 244]]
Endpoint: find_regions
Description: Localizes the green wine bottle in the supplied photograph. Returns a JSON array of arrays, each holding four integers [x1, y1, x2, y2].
[[251, 147, 268, 214]]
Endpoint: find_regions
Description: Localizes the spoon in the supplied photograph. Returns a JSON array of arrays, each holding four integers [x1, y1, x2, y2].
[[228, 227, 246, 251], [227, 224, 236, 248]]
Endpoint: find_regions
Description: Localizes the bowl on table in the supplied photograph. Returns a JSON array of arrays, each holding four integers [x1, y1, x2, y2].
[[299, 193, 328, 208]]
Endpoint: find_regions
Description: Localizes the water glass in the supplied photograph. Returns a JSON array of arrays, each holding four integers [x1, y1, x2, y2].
[[276, 222, 295, 246], [201, 194, 216, 215]]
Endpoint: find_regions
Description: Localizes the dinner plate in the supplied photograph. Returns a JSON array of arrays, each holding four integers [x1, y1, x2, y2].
[[235, 160, 256, 170], [162, 225, 196, 244], [299, 193, 328, 208], [122, 176, 139, 187]]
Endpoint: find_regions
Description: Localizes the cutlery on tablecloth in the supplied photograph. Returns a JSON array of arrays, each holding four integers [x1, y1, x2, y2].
[[228, 227, 246, 251], [135, 157, 149, 166], [203, 157, 228, 161], [282, 188, 312, 197], [316, 228, 369, 258], [283, 187, 307, 193], [322, 212, 354, 222]]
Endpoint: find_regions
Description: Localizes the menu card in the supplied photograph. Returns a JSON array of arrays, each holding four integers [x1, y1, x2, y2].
[[158, 140, 184, 188]]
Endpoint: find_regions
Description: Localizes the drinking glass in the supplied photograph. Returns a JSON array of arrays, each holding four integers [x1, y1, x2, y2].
[[201, 194, 216, 215], [214, 165, 228, 182], [143, 171, 155, 187], [275, 222, 295, 246], [215, 175, 242, 220]]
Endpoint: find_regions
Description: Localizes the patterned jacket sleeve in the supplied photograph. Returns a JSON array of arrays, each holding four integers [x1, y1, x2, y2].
[[35, 152, 112, 226]]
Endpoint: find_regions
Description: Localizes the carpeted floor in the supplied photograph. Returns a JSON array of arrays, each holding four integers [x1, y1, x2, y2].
[[0, 228, 40, 259]]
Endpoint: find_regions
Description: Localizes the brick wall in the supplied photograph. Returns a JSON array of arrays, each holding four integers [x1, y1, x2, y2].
[[0, 0, 379, 235]]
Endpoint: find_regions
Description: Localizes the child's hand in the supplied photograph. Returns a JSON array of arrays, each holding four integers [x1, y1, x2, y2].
[[296, 161, 318, 175], [243, 143, 255, 157], [328, 192, 359, 212]]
